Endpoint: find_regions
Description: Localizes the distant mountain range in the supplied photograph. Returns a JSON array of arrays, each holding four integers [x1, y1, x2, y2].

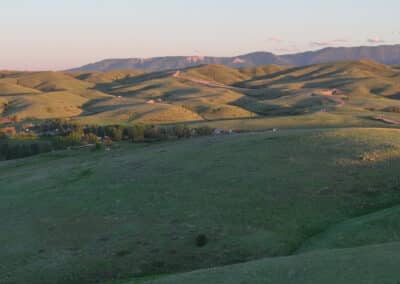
[[69, 44, 400, 72]]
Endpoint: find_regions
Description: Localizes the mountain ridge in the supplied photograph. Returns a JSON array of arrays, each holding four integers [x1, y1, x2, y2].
[[68, 44, 400, 72]]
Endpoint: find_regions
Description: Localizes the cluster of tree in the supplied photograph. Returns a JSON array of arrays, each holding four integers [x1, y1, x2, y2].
[[34, 119, 214, 142], [83, 124, 214, 142], [0, 120, 216, 160], [52, 130, 100, 150], [0, 131, 98, 161], [50, 124, 215, 149], [34, 119, 81, 135]]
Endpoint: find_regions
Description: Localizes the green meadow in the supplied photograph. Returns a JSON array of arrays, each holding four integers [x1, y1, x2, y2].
[[2, 128, 400, 283]]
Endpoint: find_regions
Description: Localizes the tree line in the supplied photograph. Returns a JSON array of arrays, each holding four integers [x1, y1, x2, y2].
[[52, 124, 214, 148], [0, 139, 53, 161], [1, 120, 215, 160]]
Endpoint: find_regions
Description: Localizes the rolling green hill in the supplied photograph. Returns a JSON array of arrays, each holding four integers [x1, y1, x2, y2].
[[1, 60, 400, 128], [3, 128, 400, 283]]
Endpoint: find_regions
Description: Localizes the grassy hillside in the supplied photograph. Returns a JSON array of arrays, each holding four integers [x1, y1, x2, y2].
[[72, 70, 144, 84], [3, 128, 400, 283], [2, 60, 400, 127]]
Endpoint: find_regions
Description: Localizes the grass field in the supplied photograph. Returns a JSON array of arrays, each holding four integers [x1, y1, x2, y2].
[[2, 127, 400, 283]]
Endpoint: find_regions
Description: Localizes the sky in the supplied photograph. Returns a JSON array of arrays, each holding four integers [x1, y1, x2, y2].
[[1, 0, 400, 70]]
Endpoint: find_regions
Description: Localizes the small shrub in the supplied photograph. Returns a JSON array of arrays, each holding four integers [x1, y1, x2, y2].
[[195, 234, 208, 247], [67, 130, 84, 145], [144, 126, 166, 141], [83, 133, 99, 144], [52, 130, 83, 149], [106, 126, 123, 141], [196, 126, 214, 136], [173, 125, 191, 138], [96, 126, 106, 138], [132, 125, 146, 142]]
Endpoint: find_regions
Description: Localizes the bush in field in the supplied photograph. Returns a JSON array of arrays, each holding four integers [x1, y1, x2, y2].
[[83, 133, 99, 144], [52, 130, 83, 149], [144, 126, 166, 141], [123, 127, 133, 140], [67, 130, 84, 145], [135, 125, 146, 142], [196, 126, 214, 136], [106, 126, 123, 141], [195, 234, 208, 247], [173, 125, 191, 138], [96, 126, 106, 138], [131, 125, 146, 142], [84, 125, 98, 135]]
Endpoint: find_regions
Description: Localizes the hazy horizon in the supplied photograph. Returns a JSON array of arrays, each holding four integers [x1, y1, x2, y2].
[[2, 0, 400, 70]]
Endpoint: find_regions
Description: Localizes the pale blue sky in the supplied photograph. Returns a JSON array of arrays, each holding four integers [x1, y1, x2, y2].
[[1, 0, 400, 70]]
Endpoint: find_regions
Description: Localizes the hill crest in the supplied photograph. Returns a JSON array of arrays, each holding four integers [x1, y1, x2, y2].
[[68, 44, 400, 72]]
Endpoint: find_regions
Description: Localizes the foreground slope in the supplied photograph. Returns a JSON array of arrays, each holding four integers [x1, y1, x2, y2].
[[135, 242, 400, 284], [2, 128, 400, 283]]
